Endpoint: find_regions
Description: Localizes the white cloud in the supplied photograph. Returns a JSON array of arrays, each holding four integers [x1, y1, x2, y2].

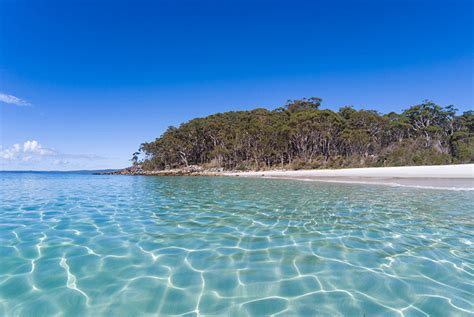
[[0, 140, 104, 163], [0, 140, 56, 161], [53, 159, 70, 166], [0, 143, 22, 160], [23, 140, 55, 156], [0, 93, 31, 106]]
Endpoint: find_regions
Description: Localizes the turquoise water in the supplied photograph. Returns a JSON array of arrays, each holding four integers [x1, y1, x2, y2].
[[0, 172, 473, 316]]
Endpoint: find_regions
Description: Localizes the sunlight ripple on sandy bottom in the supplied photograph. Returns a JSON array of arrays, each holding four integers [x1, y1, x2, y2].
[[0, 173, 473, 316]]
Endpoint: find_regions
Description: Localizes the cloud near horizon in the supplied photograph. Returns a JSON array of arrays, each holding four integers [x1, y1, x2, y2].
[[0, 93, 31, 106], [0, 140, 105, 167]]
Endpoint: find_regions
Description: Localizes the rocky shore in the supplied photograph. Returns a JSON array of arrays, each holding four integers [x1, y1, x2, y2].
[[95, 165, 225, 176]]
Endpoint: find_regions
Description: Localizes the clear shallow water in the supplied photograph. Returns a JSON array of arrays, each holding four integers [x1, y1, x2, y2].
[[0, 172, 473, 316]]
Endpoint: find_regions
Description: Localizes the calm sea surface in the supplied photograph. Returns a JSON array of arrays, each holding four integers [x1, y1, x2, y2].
[[0, 172, 473, 316]]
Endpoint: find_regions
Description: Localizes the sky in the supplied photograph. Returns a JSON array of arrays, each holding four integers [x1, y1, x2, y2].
[[0, 0, 472, 170]]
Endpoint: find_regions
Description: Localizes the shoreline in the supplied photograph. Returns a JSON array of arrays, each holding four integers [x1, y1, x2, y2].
[[224, 164, 474, 190], [99, 164, 474, 190]]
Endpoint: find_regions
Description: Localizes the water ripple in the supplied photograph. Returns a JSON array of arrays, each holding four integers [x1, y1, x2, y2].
[[0, 173, 473, 316]]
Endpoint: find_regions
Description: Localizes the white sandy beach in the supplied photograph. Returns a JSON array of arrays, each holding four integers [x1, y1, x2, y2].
[[225, 164, 474, 190]]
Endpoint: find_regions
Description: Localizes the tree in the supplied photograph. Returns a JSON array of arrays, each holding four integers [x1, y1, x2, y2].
[[136, 97, 472, 171], [285, 97, 322, 113], [130, 151, 140, 165], [403, 101, 452, 147]]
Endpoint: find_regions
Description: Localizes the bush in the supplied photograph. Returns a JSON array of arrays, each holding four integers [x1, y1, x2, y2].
[[451, 132, 474, 163], [378, 139, 452, 166]]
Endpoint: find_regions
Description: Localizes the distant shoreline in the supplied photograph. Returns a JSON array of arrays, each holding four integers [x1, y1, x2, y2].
[[1, 169, 118, 174]]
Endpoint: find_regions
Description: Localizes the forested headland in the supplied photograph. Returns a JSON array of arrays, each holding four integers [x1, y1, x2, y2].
[[134, 98, 473, 171]]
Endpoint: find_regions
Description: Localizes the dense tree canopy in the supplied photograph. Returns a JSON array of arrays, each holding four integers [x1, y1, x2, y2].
[[137, 98, 473, 170]]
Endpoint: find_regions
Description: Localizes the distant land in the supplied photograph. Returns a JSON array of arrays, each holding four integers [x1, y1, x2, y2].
[[0, 169, 119, 174], [125, 98, 473, 174]]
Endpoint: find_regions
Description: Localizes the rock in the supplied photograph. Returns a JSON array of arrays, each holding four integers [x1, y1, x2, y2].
[[96, 164, 222, 177]]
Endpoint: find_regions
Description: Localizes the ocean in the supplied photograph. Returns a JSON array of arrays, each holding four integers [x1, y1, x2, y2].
[[0, 172, 472, 316]]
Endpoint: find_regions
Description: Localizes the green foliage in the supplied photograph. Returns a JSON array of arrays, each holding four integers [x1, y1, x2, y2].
[[130, 151, 140, 165], [137, 98, 473, 170], [285, 97, 322, 113], [378, 140, 452, 166]]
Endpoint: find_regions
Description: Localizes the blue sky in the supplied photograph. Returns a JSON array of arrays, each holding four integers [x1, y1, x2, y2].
[[1, 0, 472, 170]]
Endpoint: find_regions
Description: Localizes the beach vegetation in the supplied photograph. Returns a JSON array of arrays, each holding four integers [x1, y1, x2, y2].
[[136, 99, 474, 170]]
